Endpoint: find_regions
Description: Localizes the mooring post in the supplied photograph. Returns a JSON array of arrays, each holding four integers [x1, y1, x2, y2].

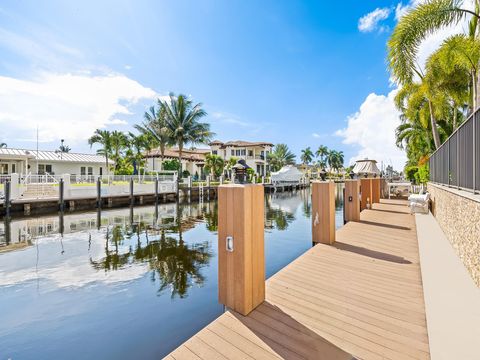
[[5, 180, 11, 218], [96, 177, 102, 209], [59, 178, 65, 212], [218, 184, 265, 316], [155, 178, 159, 206], [130, 177, 134, 207], [311, 181, 335, 245], [371, 178, 381, 204], [360, 178, 372, 211], [187, 176, 192, 203], [344, 179, 360, 223], [206, 175, 211, 201]]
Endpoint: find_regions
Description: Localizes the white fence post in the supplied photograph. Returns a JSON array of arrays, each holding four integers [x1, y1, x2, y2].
[[10, 173, 20, 200], [62, 174, 71, 199]]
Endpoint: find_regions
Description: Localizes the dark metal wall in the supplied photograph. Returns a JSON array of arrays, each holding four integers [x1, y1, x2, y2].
[[430, 110, 479, 193]]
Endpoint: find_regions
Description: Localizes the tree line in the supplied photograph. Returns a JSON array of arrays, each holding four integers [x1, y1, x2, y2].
[[388, 0, 480, 182], [300, 145, 344, 174], [88, 93, 213, 176]]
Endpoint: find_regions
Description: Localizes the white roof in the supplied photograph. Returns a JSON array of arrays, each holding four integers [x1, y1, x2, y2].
[[0, 148, 113, 164], [352, 159, 380, 175], [271, 165, 303, 183]]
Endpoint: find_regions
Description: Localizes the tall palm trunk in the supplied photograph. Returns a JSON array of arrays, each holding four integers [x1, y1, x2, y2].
[[177, 142, 183, 198], [427, 100, 441, 149], [160, 144, 165, 171]]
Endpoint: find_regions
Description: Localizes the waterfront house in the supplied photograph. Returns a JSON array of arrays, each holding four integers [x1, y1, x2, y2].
[[0, 148, 113, 176], [145, 148, 209, 177], [209, 140, 273, 176]]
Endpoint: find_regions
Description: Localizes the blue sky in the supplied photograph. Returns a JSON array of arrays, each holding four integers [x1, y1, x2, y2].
[[0, 0, 417, 168]]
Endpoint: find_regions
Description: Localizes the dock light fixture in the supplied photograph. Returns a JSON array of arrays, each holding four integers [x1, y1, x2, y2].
[[364, 172, 368, 178], [320, 168, 327, 181]]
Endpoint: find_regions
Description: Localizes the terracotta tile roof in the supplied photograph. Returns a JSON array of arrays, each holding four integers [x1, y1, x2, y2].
[[145, 148, 208, 162], [215, 140, 273, 148]]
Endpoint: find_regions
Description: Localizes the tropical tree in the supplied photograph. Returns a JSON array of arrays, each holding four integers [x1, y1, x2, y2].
[[0, 142, 7, 148], [58, 140, 71, 153], [300, 147, 314, 167], [110, 131, 128, 172], [135, 103, 173, 170], [204, 154, 225, 179], [88, 129, 113, 175], [315, 145, 329, 169], [159, 93, 214, 189], [388, 0, 480, 148], [267, 144, 296, 172], [224, 156, 239, 179], [327, 150, 344, 174], [128, 132, 150, 175]]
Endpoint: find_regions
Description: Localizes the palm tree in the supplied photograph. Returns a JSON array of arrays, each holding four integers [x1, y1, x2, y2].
[[88, 130, 112, 175], [300, 147, 314, 167], [160, 93, 214, 190], [110, 131, 128, 173], [0, 142, 7, 148], [388, 0, 480, 148], [267, 144, 296, 172], [128, 132, 150, 175], [315, 145, 329, 168], [204, 154, 225, 179], [327, 150, 344, 174], [135, 103, 173, 170]]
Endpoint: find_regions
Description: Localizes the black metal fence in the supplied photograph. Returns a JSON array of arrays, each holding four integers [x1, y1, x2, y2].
[[429, 109, 480, 193]]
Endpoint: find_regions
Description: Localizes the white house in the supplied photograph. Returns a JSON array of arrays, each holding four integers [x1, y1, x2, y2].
[[209, 140, 273, 176], [0, 148, 113, 176]]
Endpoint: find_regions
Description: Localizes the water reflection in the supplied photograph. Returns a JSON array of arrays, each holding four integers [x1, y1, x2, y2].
[[0, 186, 344, 360]]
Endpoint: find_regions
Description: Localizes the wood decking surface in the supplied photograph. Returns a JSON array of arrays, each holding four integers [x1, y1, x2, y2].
[[166, 199, 430, 360]]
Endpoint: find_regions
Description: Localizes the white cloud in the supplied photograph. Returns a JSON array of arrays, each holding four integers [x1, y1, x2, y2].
[[335, 90, 407, 170], [312, 133, 320, 138], [358, 8, 391, 33], [0, 72, 156, 144]]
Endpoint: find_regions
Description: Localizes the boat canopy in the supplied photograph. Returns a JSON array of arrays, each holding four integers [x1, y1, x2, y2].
[[270, 165, 303, 185], [352, 159, 380, 175]]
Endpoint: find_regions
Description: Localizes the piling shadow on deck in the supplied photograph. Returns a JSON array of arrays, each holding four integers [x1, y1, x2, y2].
[[166, 199, 430, 360]]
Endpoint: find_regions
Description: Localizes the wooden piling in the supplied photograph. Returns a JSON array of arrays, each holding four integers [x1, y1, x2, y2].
[[344, 179, 360, 223], [96, 177, 102, 209], [59, 178, 65, 212], [311, 181, 335, 245], [218, 184, 265, 316], [360, 178, 373, 211], [371, 178, 381, 204]]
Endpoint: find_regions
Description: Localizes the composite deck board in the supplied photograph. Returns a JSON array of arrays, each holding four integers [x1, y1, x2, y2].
[[167, 199, 430, 359]]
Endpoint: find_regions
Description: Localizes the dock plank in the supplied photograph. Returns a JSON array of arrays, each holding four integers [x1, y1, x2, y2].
[[165, 199, 430, 359]]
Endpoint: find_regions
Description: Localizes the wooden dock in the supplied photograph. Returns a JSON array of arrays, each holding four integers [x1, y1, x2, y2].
[[166, 199, 430, 360]]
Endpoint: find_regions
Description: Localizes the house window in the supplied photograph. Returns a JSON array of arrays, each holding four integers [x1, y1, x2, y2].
[[11, 164, 15, 173], [38, 164, 52, 175], [99, 167, 103, 176], [248, 150, 253, 157], [88, 167, 93, 175], [212, 150, 217, 155], [80, 166, 86, 176], [0, 164, 8, 175], [241, 149, 246, 156], [236, 150, 241, 156], [231, 150, 234, 156]]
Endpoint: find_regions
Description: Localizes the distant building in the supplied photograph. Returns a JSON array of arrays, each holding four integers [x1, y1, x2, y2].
[[209, 140, 273, 176], [145, 148, 209, 177], [145, 140, 274, 177], [0, 148, 113, 176]]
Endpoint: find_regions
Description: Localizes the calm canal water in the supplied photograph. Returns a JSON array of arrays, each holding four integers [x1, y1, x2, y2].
[[0, 186, 344, 359]]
